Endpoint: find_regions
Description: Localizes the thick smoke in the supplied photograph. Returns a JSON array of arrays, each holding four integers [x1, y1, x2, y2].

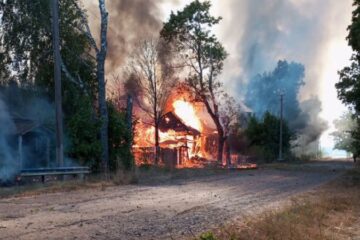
[[219, 0, 352, 98], [244, 60, 328, 153], [214, 0, 352, 152], [83, 0, 167, 72], [292, 97, 328, 156], [245, 60, 305, 130]]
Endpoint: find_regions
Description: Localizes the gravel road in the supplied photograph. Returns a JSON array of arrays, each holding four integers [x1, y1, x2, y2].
[[0, 160, 353, 240]]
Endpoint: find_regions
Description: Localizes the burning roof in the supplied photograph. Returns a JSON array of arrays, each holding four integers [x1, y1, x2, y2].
[[159, 112, 200, 136]]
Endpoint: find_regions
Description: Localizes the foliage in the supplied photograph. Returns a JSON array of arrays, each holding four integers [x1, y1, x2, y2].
[[335, 0, 360, 157], [332, 111, 360, 157], [107, 102, 134, 171], [161, 0, 228, 162], [337, 57, 360, 113], [0, 0, 97, 93], [245, 60, 305, 130], [0, 1, 114, 170], [198, 232, 217, 240], [66, 96, 101, 170], [245, 112, 292, 162]]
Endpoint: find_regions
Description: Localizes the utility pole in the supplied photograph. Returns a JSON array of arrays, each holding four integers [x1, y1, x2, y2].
[[51, 0, 64, 167], [278, 92, 284, 161]]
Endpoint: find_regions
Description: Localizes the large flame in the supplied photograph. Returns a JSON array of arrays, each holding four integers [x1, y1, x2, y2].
[[173, 100, 202, 131]]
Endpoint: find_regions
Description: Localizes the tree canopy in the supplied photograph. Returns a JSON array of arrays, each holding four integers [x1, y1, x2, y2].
[[246, 112, 292, 162], [161, 0, 229, 162]]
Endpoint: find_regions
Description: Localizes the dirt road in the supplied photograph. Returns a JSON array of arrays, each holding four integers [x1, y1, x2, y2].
[[0, 160, 354, 240]]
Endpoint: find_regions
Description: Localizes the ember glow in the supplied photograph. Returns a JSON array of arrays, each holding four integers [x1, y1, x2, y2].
[[173, 100, 202, 131]]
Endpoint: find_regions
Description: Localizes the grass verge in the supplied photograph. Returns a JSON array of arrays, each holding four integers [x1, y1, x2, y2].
[[197, 167, 360, 240]]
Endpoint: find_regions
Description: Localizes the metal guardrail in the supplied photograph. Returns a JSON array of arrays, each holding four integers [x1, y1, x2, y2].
[[20, 167, 90, 179]]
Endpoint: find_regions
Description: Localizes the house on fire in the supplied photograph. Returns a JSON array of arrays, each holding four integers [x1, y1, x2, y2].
[[159, 112, 200, 167], [133, 111, 201, 167]]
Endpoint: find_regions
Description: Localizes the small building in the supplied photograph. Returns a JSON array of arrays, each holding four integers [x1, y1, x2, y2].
[[9, 116, 53, 170]]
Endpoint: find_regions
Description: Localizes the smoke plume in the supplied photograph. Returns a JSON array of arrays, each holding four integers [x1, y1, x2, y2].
[[213, 0, 352, 152], [218, 0, 352, 99], [83, 0, 167, 72]]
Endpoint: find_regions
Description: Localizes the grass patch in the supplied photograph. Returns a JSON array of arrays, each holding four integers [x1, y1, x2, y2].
[[196, 168, 360, 240]]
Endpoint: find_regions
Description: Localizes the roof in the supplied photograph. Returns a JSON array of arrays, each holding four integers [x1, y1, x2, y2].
[[11, 116, 52, 136], [12, 118, 39, 135], [159, 112, 200, 136]]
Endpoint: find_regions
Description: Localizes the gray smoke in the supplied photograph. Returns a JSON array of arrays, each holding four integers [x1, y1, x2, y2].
[[83, 0, 169, 72], [0, 97, 16, 181], [292, 97, 329, 156], [221, 0, 352, 99], [216, 0, 352, 153], [0, 84, 56, 182]]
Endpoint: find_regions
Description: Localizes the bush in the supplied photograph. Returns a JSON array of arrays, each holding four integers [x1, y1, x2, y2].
[[107, 102, 134, 172], [198, 232, 217, 240]]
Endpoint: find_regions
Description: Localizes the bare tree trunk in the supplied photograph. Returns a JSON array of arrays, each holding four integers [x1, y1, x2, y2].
[[217, 135, 225, 165], [126, 94, 135, 170], [225, 139, 231, 167], [203, 99, 225, 164], [154, 120, 160, 165], [98, 0, 109, 178]]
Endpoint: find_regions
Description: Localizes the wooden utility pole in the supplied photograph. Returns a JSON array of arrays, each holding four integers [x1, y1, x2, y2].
[[278, 92, 284, 161], [51, 0, 64, 167]]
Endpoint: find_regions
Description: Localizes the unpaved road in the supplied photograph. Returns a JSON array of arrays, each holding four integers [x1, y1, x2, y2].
[[0, 160, 354, 240]]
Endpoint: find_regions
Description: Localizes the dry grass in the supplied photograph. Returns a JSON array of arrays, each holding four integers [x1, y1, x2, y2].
[[197, 168, 360, 240], [0, 178, 114, 199], [0, 167, 225, 199]]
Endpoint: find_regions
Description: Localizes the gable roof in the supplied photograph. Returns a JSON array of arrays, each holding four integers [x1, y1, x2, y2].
[[159, 112, 200, 136]]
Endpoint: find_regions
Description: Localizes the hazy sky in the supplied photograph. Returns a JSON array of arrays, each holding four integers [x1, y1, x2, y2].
[[160, 0, 354, 155]]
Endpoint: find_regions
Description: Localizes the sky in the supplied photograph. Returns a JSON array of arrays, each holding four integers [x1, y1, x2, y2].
[[159, 0, 354, 157]]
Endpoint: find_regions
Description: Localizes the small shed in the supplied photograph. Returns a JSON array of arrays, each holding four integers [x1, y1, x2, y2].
[[10, 116, 53, 170]]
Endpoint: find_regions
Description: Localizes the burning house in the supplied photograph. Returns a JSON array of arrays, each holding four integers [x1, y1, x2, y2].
[[133, 92, 224, 168]]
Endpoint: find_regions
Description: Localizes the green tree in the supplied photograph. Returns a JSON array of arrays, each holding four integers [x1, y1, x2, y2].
[[161, 0, 228, 163], [332, 111, 360, 161], [335, 0, 360, 159], [246, 112, 292, 162]]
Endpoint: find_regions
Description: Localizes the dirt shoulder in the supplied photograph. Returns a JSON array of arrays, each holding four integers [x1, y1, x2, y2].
[[199, 166, 360, 240], [0, 160, 354, 240]]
